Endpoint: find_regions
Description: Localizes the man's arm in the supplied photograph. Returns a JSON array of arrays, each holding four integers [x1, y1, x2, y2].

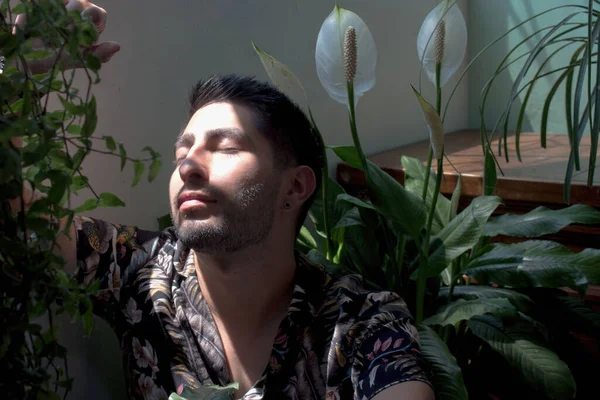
[[372, 381, 435, 400]]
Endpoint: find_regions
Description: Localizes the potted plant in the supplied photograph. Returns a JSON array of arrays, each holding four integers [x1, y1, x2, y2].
[[0, 1, 161, 398]]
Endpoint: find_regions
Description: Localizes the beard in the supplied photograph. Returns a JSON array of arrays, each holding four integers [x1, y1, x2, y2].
[[171, 176, 280, 255]]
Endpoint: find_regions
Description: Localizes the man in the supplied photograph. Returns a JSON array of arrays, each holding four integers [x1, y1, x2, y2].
[[14, 2, 435, 399]]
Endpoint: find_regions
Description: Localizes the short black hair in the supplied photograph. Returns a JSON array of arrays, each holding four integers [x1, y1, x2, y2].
[[188, 74, 324, 236]]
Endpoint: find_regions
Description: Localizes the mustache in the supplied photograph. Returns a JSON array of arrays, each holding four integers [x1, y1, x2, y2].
[[171, 186, 222, 207]]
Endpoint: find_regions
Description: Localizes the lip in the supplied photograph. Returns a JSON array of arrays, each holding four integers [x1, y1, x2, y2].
[[177, 191, 216, 210]]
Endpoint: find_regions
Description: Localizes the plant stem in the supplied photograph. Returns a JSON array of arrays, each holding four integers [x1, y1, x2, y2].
[[416, 156, 444, 323], [308, 108, 333, 260], [421, 61, 442, 202], [346, 81, 369, 180]]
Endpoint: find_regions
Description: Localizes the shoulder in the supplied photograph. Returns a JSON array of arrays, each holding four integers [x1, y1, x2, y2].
[[299, 254, 431, 399]]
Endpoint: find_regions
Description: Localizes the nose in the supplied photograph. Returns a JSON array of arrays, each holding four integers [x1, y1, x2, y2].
[[178, 157, 208, 184]]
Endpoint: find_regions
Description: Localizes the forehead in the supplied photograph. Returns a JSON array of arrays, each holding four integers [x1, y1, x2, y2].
[[184, 102, 259, 141]]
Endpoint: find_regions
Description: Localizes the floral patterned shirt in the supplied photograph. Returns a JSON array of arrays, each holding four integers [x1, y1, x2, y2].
[[75, 217, 431, 400]]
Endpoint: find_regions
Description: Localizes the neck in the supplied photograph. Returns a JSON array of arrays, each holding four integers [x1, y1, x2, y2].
[[193, 235, 296, 336]]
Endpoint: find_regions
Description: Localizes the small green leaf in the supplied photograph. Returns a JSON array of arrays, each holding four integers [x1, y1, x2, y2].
[[58, 96, 86, 116], [23, 48, 54, 61], [142, 146, 157, 157], [98, 192, 125, 208], [104, 136, 116, 152], [483, 149, 497, 195], [67, 125, 82, 135], [417, 325, 468, 400], [71, 175, 89, 192], [296, 226, 317, 254], [329, 145, 363, 170], [132, 161, 145, 187], [424, 298, 517, 326], [411, 86, 444, 160], [74, 198, 98, 214], [81, 96, 97, 136], [148, 157, 162, 182], [47, 170, 71, 204], [253, 42, 308, 105], [118, 143, 127, 171], [85, 53, 101, 72], [449, 175, 461, 221]]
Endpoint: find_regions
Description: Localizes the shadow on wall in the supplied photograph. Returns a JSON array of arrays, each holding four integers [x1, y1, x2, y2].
[[468, 0, 588, 137]]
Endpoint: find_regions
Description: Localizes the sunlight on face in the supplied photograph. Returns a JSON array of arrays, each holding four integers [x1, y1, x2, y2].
[[168, 102, 282, 254]]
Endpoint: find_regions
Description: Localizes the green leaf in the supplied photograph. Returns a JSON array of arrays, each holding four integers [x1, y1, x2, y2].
[[253, 43, 308, 105], [85, 53, 101, 72], [98, 192, 125, 208], [552, 294, 600, 336], [71, 175, 89, 192], [424, 298, 516, 326], [483, 149, 496, 195], [335, 193, 377, 211], [366, 160, 427, 239], [449, 174, 461, 221], [464, 241, 590, 294], [296, 225, 317, 254], [67, 125, 82, 135], [411, 86, 444, 160], [332, 207, 364, 230], [468, 315, 576, 399], [132, 161, 145, 187], [74, 198, 98, 214], [402, 155, 451, 233], [58, 96, 86, 116], [169, 383, 239, 400], [148, 157, 162, 182], [47, 170, 71, 204], [329, 145, 363, 170], [157, 213, 172, 231], [485, 204, 600, 238], [23, 48, 54, 60], [104, 136, 116, 152], [81, 96, 97, 136], [142, 146, 157, 157], [118, 143, 127, 171], [416, 325, 468, 400], [438, 286, 534, 313], [423, 196, 502, 278]]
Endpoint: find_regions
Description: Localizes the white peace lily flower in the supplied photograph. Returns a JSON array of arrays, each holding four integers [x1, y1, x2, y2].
[[137, 374, 168, 400], [315, 5, 376, 106], [417, 0, 467, 87]]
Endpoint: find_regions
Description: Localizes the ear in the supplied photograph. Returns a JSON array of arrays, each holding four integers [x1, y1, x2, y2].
[[282, 166, 316, 211]]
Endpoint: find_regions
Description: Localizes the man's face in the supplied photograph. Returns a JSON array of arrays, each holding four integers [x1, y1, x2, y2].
[[169, 102, 282, 254]]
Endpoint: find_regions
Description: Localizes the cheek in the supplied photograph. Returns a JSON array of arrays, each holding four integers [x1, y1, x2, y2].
[[169, 170, 182, 202]]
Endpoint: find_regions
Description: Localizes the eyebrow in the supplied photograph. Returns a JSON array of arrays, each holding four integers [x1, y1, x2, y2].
[[174, 127, 250, 152]]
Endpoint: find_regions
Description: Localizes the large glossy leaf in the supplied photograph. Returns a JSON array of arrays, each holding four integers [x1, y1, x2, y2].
[[438, 286, 534, 312], [316, 5, 376, 106], [424, 298, 516, 326], [402, 155, 450, 234], [423, 196, 502, 278], [468, 315, 576, 400], [484, 204, 600, 238], [411, 87, 444, 160], [416, 325, 468, 400], [308, 178, 348, 239], [366, 160, 427, 239], [554, 295, 600, 336], [449, 174, 461, 221], [464, 241, 590, 295]]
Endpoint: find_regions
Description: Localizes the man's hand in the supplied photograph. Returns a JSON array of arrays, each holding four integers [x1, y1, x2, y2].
[[13, 0, 120, 75]]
